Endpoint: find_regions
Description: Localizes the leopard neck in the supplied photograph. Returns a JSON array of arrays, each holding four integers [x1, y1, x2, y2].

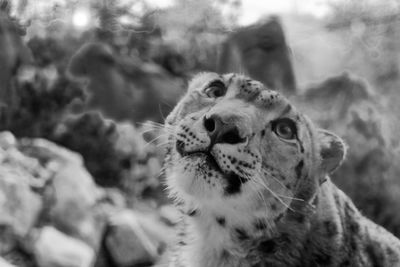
[[173, 183, 322, 267]]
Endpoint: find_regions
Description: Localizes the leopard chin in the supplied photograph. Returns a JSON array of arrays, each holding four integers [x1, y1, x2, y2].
[[171, 154, 224, 200], [174, 148, 251, 202]]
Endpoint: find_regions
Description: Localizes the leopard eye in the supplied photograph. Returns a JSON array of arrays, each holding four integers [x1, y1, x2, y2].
[[272, 118, 297, 140], [204, 81, 226, 98]]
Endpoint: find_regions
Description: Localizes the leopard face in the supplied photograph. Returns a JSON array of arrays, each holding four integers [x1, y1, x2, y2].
[[164, 72, 345, 224]]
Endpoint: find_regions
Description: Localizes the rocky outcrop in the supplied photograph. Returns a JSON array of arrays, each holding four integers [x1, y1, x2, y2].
[[217, 16, 296, 95], [0, 131, 174, 267], [33, 226, 95, 267]]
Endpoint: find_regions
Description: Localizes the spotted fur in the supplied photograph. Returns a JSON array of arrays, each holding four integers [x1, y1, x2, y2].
[[163, 72, 400, 267]]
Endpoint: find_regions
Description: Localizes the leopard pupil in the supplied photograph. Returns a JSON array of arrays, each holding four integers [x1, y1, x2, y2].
[[214, 88, 223, 97], [279, 124, 292, 137]]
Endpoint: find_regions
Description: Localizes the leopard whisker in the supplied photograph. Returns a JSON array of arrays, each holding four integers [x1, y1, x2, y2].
[[144, 134, 169, 148], [166, 155, 192, 167], [139, 121, 175, 134], [261, 169, 287, 189], [138, 120, 166, 128], [258, 169, 307, 203], [250, 182, 276, 233], [155, 141, 174, 148], [139, 128, 167, 135], [251, 177, 294, 212]]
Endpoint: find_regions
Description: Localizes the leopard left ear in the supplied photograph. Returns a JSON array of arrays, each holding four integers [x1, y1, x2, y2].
[[317, 129, 347, 174]]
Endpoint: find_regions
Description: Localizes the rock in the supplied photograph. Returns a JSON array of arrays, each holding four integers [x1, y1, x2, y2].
[[299, 72, 373, 129], [105, 210, 163, 266], [218, 16, 296, 95], [0, 257, 16, 267], [23, 136, 105, 248], [114, 122, 147, 160], [0, 165, 42, 253], [159, 204, 181, 225], [1, 249, 35, 267], [18, 137, 83, 166], [49, 163, 104, 249], [2, 147, 53, 190], [135, 210, 174, 248], [0, 131, 106, 250], [0, 134, 74, 190], [123, 156, 162, 198], [0, 131, 16, 150], [33, 226, 95, 267]]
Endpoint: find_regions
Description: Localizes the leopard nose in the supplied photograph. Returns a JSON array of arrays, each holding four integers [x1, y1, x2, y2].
[[203, 115, 246, 145]]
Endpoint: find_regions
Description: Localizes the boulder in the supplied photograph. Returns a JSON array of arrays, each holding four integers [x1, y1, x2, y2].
[[33, 226, 95, 267], [0, 131, 107, 252], [0, 257, 16, 267], [105, 210, 170, 266], [18, 137, 83, 166], [218, 16, 296, 95], [46, 154, 107, 250], [0, 146, 43, 252], [159, 204, 181, 226], [0, 131, 16, 150], [15, 135, 106, 249], [50, 164, 99, 229], [0, 165, 42, 252]]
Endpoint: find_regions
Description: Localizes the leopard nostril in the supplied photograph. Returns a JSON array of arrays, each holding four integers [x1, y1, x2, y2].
[[204, 115, 246, 145], [219, 128, 246, 144], [204, 117, 216, 133]]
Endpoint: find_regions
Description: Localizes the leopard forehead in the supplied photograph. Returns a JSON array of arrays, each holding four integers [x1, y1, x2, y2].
[[164, 72, 320, 216], [167, 72, 294, 125]]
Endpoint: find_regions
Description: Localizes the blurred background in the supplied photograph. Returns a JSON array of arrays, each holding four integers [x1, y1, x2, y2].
[[0, 0, 400, 266]]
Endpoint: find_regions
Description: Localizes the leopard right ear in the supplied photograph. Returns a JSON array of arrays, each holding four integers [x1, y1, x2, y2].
[[317, 129, 347, 174]]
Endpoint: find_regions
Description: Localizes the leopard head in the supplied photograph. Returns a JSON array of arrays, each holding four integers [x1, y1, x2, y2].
[[164, 72, 346, 225]]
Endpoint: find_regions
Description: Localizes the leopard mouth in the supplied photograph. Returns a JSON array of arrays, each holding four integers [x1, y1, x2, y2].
[[176, 140, 223, 172], [175, 141, 247, 195]]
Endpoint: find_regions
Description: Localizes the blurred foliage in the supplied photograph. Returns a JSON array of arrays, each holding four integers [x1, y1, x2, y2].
[[327, 0, 400, 92], [0, 66, 85, 137]]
